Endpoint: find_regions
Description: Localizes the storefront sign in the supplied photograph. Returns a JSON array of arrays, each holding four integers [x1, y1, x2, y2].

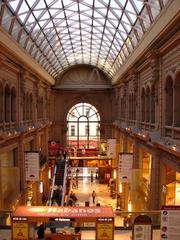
[[96, 222, 114, 240], [12, 222, 28, 240], [161, 206, 180, 240], [12, 206, 114, 220], [118, 153, 133, 183], [24, 151, 39, 181]]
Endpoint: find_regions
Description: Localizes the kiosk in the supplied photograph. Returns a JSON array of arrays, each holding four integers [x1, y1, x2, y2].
[[11, 206, 114, 240]]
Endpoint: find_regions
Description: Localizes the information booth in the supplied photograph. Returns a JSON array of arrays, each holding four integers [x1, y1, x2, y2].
[[11, 206, 114, 240]]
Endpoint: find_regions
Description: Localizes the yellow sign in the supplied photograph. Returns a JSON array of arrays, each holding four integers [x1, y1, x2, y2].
[[97, 223, 113, 240], [13, 222, 28, 240]]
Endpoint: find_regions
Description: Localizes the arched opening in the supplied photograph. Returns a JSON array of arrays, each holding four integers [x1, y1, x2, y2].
[[121, 97, 126, 119], [141, 88, 145, 122], [11, 87, 16, 122], [67, 103, 100, 150], [26, 92, 29, 120], [165, 76, 173, 126], [5, 84, 11, 122], [29, 93, 33, 120], [133, 94, 136, 121], [145, 86, 150, 122], [0, 82, 3, 123], [23, 92, 26, 121], [151, 85, 155, 123], [174, 72, 180, 127]]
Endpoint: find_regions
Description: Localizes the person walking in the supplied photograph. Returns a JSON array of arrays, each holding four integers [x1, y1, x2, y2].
[[92, 190, 96, 204], [37, 223, 46, 239]]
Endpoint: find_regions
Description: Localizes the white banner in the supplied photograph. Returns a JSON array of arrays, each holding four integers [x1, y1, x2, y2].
[[107, 139, 116, 159], [25, 151, 40, 181], [118, 153, 133, 183]]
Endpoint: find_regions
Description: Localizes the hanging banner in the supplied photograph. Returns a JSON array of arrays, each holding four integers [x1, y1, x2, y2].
[[107, 139, 116, 159], [118, 153, 133, 183], [25, 151, 39, 181], [12, 222, 28, 240], [160, 206, 180, 240], [48, 140, 60, 156]]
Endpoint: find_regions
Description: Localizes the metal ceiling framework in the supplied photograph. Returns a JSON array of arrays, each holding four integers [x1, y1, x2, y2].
[[0, 0, 169, 81]]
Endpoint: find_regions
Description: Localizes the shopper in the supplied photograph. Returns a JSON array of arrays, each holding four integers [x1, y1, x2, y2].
[[37, 223, 46, 239], [92, 190, 96, 204]]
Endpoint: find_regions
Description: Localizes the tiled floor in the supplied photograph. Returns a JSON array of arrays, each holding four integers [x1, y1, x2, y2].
[[69, 174, 160, 240]]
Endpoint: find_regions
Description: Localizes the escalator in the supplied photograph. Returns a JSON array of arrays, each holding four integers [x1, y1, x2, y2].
[[49, 160, 67, 206]]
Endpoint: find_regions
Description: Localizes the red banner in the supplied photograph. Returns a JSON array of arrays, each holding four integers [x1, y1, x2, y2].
[[48, 141, 60, 156]]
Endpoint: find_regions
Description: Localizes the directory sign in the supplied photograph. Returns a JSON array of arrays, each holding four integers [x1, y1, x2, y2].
[[161, 206, 180, 240]]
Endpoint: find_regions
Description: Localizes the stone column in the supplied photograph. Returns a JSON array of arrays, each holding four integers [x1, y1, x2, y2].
[[149, 148, 161, 210]]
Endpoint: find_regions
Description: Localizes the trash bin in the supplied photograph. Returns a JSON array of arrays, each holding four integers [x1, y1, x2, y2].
[[85, 201, 89, 206]]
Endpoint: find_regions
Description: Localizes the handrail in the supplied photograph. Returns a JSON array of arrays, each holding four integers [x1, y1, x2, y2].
[[47, 164, 57, 206], [61, 160, 68, 206]]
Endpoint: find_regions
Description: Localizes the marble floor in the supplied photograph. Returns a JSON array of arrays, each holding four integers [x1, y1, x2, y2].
[[69, 173, 160, 240]]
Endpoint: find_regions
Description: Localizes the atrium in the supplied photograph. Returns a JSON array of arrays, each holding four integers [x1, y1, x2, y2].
[[0, 0, 179, 239]]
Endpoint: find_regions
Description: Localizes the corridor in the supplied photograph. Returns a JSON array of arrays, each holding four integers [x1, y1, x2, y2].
[[68, 167, 160, 240]]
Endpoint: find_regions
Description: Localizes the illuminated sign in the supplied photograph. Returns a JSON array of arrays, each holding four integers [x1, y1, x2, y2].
[[49, 218, 71, 222], [12, 217, 28, 221], [12, 206, 114, 219], [97, 218, 113, 222]]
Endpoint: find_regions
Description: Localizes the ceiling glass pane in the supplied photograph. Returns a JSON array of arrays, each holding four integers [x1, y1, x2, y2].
[[0, 0, 169, 81]]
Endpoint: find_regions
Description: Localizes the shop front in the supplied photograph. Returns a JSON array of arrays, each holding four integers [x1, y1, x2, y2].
[[11, 206, 114, 240]]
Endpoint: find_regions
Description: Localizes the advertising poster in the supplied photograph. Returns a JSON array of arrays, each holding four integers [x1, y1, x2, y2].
[[107, 139, 116, 159], [134, 224, 152, 240], [48, 140, 60, 156], [24, 151, 39, 181], [13, 222, 28, 240], [118, 153, 133, 183], [160, 206, 180, 240], [97, 222, 113, 240]]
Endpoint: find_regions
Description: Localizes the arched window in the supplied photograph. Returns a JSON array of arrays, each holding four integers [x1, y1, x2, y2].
[[37, 96, 41, 119], [5, 84, 11, 122], [67, 103, 100, 149], [128, 94, 132, 120], [121, 97, 125, 119], [41, 97, 44, 118], [0, 82, 3, 123], [132, 94, 136, 121], [11, 87, 16, 122], [29, 93, 33, 120], [141, 88, 145, 122], [174, 72, 180, 127], [165, 76, 173, 126], [145, 87, 150, 122], [151, 85, 155, 123], [23, 93, 26, 120], [26, 92, 29, 120]]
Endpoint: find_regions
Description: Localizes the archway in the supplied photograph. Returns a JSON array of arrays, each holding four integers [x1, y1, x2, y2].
[[67, 102, 100, 150]]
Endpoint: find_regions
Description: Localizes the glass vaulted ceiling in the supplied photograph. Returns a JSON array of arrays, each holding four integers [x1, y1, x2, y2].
[[0, 0, 169, 80]]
